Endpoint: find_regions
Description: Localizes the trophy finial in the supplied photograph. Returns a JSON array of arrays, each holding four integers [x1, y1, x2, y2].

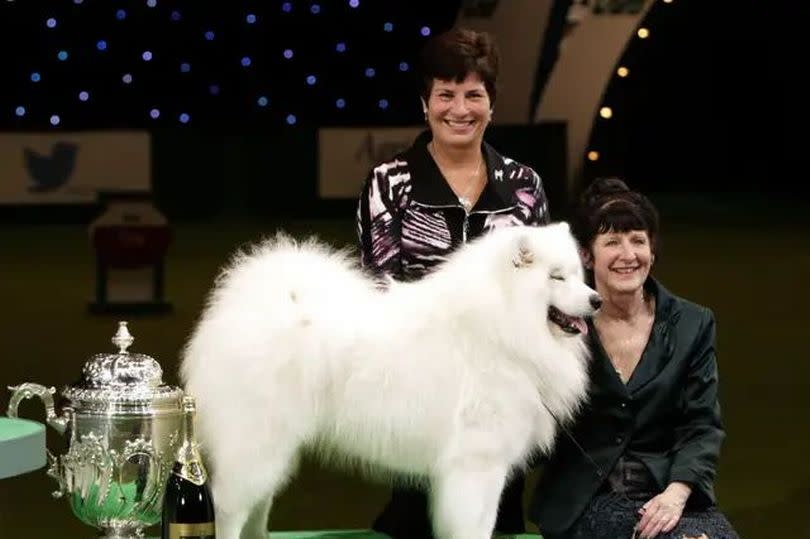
[[112, 321, 134, 353]]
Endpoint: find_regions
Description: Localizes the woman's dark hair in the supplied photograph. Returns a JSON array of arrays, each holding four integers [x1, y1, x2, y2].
[[571, 177, 660, 254], [418, 28, 499, 104]]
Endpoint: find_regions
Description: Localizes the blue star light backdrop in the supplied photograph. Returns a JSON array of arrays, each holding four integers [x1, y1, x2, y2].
[[1, 0, 461, 130]]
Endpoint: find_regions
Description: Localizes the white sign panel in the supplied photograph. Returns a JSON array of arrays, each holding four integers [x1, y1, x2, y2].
[[0, 131, 151, 204], [318, 126, 422, 199]]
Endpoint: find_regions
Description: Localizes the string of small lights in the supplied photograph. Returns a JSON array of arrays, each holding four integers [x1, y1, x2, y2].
[[584, 0, 676, 172], [1, 0, 460, 130]]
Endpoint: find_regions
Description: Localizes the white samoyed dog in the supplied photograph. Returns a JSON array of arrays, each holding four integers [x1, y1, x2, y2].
[[181, 222, 600, 539]]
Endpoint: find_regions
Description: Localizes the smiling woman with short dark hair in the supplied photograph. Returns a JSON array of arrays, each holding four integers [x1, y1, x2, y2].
[[356, 26, 552, 539], [531, 177, 739, 539]]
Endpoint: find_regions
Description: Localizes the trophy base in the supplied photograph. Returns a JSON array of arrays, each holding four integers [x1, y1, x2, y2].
[[97, 527, 146, 539]]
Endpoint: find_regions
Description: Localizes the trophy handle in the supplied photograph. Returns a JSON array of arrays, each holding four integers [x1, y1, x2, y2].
[[7, 383, 71, 497], [7, 383, 71, 435]]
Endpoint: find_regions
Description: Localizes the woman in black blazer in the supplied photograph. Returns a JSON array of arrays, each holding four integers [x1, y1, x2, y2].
[[530, 178, 739, 538]]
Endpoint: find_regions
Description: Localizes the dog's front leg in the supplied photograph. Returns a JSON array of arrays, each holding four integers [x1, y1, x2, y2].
[[216, 505, 251, 539], [430, 461, 507, 539], [240, 497, 273, 539]]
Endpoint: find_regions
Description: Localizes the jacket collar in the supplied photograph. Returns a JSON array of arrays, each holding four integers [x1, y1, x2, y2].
[[589, 277, 681, 396], [403, 130, 517, 212], [625, 278, 680, 393]]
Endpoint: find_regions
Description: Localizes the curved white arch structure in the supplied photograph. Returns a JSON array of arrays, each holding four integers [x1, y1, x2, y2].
[[457, 1, 655, 195], [532, 2, 654, 194]]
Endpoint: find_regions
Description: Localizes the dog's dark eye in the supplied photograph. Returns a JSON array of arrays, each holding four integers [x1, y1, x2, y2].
[[550, 274, 565, 281]]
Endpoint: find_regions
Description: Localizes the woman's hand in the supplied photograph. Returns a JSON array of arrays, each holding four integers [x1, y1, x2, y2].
[[634, 481, 692, 538]]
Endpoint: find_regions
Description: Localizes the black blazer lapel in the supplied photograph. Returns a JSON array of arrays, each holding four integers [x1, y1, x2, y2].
[[625, 319, 674, 394], [587, 320, 631, 397], [626, 280, 679, 394]]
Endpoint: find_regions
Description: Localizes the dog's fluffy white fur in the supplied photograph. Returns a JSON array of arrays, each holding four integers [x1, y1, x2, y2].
[[181, 222, 598, 539]]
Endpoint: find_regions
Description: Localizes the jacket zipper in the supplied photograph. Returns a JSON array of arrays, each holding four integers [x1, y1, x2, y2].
[[414, 202, 517, 243], [462, 209, 469, 243], [412, 202, 519, 245]]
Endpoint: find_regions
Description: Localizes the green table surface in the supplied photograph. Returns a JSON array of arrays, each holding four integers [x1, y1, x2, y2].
[[150, 532, 541, 538], [266, 533, 540, 538], [0, 417, 47, 479]]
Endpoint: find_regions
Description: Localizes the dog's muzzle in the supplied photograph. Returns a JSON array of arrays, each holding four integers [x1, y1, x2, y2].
[[548, 306, 588, 336]]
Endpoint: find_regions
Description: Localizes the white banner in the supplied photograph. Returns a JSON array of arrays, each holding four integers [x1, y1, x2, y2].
[[0, 131, 151, 204], [318, 126, 422, 199]]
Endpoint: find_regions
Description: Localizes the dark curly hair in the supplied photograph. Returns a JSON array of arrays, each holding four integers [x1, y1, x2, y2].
[[571, 177, 660, 255], [418, 27, 499, 104]]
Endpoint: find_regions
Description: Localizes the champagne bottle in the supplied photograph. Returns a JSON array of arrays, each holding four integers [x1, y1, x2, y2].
[[162, 395, 216, 539]]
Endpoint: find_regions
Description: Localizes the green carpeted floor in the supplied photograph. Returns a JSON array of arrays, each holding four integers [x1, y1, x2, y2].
[[148, 532, 539, 538], [1, 202, 808, 538]]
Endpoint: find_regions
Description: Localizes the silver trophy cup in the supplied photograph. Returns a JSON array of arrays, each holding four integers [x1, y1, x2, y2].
[[7, 321, 184, 539]]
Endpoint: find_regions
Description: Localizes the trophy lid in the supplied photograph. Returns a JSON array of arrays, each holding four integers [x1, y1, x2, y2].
[[62, 321, 183, 414]]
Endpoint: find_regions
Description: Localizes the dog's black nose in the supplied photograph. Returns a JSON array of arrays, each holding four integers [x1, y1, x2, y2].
[[590, 294, 602, 310]]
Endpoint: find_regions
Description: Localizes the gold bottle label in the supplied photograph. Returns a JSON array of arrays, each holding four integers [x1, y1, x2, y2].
[[167, 521, 215, 539]]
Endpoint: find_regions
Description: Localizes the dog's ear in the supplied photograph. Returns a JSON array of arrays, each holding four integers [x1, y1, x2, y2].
[[580, 247, 593, 270], [512, 234, 535, 268]]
